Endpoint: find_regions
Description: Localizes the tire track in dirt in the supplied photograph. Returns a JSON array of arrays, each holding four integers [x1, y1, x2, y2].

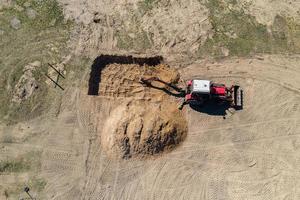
[[165, 152, 300, 179], [75, 68, 108, 200], [173, 57, 300, 200], [188, 117, 299, 134], [60, 55, 300, 199], [206, 75, 300, 95], [176, 149, 299, 169], [178, 133, 300, 154]]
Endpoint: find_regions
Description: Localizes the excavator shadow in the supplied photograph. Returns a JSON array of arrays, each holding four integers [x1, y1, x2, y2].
[[189, 100, 231, 116], [139, 77, 186, 98], [148, 86, 185, 98]]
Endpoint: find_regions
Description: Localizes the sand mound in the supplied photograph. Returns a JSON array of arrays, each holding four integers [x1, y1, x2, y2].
[[102, 101, 187, 159], [90, 62, 187, 159]]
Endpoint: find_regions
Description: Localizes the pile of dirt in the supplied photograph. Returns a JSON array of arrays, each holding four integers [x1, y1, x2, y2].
[[91, 62, 187, 159], [12, 61, 40, 104], [102, 101, 187, 159]]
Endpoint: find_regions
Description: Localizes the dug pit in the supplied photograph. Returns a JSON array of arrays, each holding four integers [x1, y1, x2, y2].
[[86, 55, 187, 159]]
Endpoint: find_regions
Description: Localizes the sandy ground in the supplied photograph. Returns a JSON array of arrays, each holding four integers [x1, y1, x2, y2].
[[1, 0, 300, 199], [59, 0, 213, 60], [91, 63, 187, 159], [1, 54, 299, 199], [241, 0, 300, 26], [58, 0, 300, 60]]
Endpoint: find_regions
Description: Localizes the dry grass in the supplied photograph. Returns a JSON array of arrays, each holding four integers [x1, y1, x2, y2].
[[0, 0, 71, 123]]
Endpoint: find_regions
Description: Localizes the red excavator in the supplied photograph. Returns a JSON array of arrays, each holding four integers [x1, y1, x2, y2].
[[139, 77, 243, 111], [179, 79, 243, 110]]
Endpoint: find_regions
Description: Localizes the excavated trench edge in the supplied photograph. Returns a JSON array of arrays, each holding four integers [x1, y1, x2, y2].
[[88, 55, 163, 95]]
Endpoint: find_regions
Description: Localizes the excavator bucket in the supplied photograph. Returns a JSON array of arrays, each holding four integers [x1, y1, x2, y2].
[[233, 85, 243, 110]]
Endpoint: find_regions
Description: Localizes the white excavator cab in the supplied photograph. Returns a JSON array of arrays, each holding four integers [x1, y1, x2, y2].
[[191, 80, 211, 94]]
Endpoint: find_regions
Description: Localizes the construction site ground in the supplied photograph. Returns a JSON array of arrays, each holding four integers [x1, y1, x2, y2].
[[1, 0, 300, 199], [1, 54, 300, 199]]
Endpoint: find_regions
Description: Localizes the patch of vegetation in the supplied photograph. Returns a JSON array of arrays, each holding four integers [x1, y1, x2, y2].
[[0, 158, 21, 173], [0, 160, 30, 173], [0, 151, 43, 199], [199, 0, 270, 57], [137, 0, 156, 15], [1, 134, 14, 143], [67, 56, 92, 81], [0, 0, 71, 123], [116, 0, 157, 51], [29, 177, 47, 192], [116, 30, 153, 51], [116, 11, 153, 51], [0, 151, 41, 173], [2, 177, 47, 199], [273, 16, 300, 52], [11, 0, 66, 29], [199, 0, 300, 58]]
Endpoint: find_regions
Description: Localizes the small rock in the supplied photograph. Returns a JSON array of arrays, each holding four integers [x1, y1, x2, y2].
[[30, 61, 41, 68], [62, 19, 69, 25], [248, 160, 257, 167], [10, 17, 21, 30], [49, 19, 56, 26], [221, 47, 230, 57], [0, 29, 4, 35], [228, 108, 235, 114], [93, 12, 101, 23], [225, 110, 232, 117], [256, 56, 264, 61], [128, 33, 135, 38], [92, 12, 106, 24], [23, 2, 31, 7], [26, 8, 37, 19], [225, 108, 235, 118], [14, 4, 24, 12], [23, 61, 41, 72]]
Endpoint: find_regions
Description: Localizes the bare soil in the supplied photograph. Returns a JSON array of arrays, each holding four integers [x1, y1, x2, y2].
[[1, 54, 300, 200], [85, 63, 187, 159], [1, 0, 300, 199]]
